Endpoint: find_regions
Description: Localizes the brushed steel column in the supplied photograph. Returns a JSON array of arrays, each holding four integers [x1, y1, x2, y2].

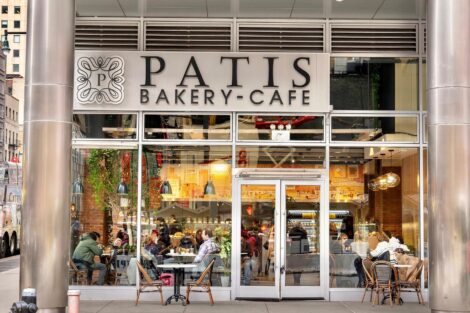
[[20, 1, 75, 313], [428, 1, 470, 313]]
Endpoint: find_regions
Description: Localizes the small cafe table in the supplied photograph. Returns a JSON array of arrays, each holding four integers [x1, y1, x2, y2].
[[157, 263, 197, 305]]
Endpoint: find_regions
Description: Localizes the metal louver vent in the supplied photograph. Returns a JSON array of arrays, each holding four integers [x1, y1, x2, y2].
[[238, 24, 324, 52], [75, 22, 139, 50], [423, 26, 427, 53], [145, 23, 231, 51], [331, 25, 417, 53]]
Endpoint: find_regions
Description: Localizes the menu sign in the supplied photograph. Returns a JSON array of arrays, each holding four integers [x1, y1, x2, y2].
[[74, 51, 330, 113]]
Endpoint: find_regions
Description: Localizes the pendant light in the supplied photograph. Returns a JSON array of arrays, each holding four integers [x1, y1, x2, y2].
[[384, 150, 400, 188], [160, 180, 173, 194], [72, 177, 84, 195], [203, 179, 216, 195], [117, 179, 129, 195]]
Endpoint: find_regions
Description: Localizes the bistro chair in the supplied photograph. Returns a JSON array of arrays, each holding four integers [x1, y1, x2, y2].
[[361, 258, 375, 303], [396, 260, 424, 304], [135, 260, 164, 306], [185, 257, 216, 305], [371, 261, 397, 306], [68, 258, 88, 285]]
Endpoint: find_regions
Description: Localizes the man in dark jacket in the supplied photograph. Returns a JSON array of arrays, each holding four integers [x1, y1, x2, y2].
[[72, 232, 106, 285]]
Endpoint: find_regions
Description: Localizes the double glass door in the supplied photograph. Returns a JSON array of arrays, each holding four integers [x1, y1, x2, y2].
[[234, 180, 327, 299]]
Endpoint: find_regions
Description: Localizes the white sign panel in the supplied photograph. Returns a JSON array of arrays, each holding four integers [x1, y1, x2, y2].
[[74, 51, 330, 113]]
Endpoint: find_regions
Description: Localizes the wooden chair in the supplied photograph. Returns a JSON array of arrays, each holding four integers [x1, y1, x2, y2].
[[135, 260, 164, 306], [185, 257, 216, 305], [396, 260, 424, 304], [371, 261, 396, 306], [361, 258, 375, 303], [68, 259, 88, 285]]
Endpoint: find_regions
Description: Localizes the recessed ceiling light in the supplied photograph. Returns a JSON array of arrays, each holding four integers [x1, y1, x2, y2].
[[336, 0, 344, 2]]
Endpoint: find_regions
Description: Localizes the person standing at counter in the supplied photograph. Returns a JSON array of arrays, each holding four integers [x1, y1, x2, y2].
[[72, 231, 106, 285]]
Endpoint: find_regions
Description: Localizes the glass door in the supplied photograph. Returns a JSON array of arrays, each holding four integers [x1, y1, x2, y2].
[[235, 180, 281, 299], [234, 179, 326, 299], [280, 181, 326, 298]]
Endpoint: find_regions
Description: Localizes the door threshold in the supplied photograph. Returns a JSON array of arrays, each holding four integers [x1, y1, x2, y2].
[[236, 298, 281, 302], [281, 297, 325, 301], [236, 298, 325, 301]]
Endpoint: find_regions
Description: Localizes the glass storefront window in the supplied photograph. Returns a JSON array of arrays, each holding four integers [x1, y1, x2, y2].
[[423, 114, 428, 143], [144, 114, 231, 140], [140, 145, 232, 287], [70, 148, 138, 286], [237, 115, 324, 141], [331, 115, 418, 142], [328, 147, 420, 288], [73, 114, 137, 139], [236, 146, 325, 169], [423, 148, 428, 288], [422, 59, 427, 111], [330, 58, 418, 111]]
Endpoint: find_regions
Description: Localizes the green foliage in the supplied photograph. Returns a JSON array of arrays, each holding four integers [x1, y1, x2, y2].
[[87, 149, 121, 210], [215, 227, 231, 275]]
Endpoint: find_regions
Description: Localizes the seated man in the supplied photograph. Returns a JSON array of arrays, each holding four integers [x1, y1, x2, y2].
[[194, 228, 219, 263], [72, 231, 106, 285]]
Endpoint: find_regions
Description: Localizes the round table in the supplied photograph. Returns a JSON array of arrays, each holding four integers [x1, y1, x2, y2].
[[157, 263, 197, 305]]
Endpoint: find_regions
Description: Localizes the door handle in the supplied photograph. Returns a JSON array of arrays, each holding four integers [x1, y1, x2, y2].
[[280, 265, 285, 274]]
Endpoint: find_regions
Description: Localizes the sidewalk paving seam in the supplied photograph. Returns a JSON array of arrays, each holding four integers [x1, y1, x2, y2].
[[95, 300, 113, 313], [340, 302, 357, 313]]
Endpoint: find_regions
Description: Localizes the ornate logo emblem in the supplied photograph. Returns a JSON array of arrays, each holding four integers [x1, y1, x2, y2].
[[76, 56, 125, 104]]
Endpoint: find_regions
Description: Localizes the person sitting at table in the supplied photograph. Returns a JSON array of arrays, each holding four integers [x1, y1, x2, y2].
[[195, 229, 204, 250], [72, 231, 106, 285], [354, 232, 391, 287], [194, 228, 219, 263], [117, 226, 129, 246]]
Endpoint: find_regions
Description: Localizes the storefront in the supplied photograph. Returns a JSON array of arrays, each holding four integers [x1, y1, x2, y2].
[[70, 29, 427, 302]]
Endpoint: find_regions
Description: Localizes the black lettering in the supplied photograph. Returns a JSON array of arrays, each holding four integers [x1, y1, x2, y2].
[[250, 90, 263, 105], [141, 56, 165, 87], [221, 89, 232, 105], [288, 90, 296, 105], [269, 90, 283, 105], [263, 57, 279, 87], [140, 89, 149, 104], [220, 57, 249, 87], [302, 90, 310, 105], [175, 89, 186, 104], [97, 73, 106, 86], [155, 89, 169, 105], [178, 56, 208, 87], [191, 89, 199, 105], [292, 57, 311, 88], [204, 89, 215, 105]]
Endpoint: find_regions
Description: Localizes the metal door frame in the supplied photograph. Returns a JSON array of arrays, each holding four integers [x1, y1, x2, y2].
[[280, 180, 328, 299], [233, 177, 328, 300], [233, 179, 282, 299]]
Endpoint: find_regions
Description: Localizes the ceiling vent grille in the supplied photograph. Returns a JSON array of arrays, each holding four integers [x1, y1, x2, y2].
[[75, 22, 139, 50], [238, 24, 324, 52], [331, 24, 418, 53], [145, 23, 232, 51]]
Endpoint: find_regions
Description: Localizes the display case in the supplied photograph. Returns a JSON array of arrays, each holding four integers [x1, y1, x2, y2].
[[286, 205, 320, 253]]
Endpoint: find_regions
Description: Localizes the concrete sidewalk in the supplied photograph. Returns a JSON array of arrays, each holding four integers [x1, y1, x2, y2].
[[0, 256, 20, 313], [0, 256, 431, 313], [80, 300, 431, 313]]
